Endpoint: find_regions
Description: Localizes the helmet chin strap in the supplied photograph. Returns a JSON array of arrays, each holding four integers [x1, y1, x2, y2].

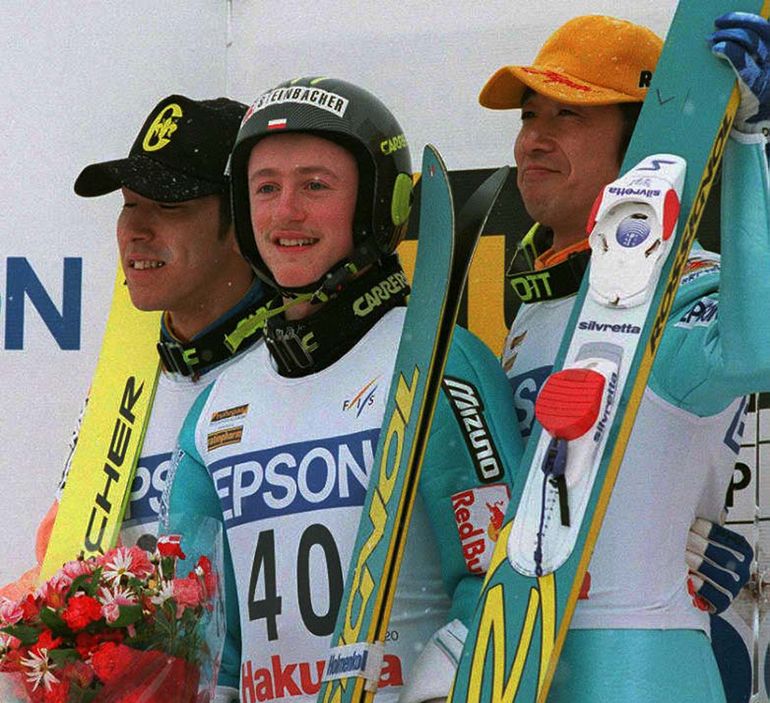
[[265, 253, 409, 377], [277, 234, 387, 306]]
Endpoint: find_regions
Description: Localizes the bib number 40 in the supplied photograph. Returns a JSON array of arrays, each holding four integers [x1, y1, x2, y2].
[[248, 525, 344, 640]]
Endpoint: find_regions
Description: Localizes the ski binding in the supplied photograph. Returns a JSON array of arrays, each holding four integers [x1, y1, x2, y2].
[[588, 154, 685, 308]]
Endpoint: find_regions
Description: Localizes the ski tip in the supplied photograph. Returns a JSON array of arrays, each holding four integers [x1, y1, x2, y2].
[[421, 143, 448, 177], [456, 164, 510, 237], [486, 164, 511, 204]]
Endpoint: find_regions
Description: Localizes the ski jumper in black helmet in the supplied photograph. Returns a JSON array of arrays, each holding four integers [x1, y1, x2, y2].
[[230, 76, 414, 300]]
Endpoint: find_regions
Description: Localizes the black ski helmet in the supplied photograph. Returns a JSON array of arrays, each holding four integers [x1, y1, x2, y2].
[[229, 76, 413, 297]]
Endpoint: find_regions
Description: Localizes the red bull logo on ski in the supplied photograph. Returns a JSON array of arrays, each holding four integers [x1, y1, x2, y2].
[[578, 571, 592, 600]]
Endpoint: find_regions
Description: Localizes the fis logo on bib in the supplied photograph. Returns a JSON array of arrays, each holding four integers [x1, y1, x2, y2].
[[210, 429, 378, 525], [342, 377, 379, 417]]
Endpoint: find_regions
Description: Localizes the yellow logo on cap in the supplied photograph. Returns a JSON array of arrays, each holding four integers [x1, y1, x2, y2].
[[142, 103, 183, 152]]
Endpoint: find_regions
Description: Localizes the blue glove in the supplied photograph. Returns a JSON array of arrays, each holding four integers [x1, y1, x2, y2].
[[708, 12, 770, 135], [686, 518, 753, 614]]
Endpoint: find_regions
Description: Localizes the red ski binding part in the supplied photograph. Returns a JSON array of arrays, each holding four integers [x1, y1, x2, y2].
[[535, 368, 606, 440]]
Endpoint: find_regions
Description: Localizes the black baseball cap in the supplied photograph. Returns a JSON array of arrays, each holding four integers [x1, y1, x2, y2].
[[74, 94, 247, 202]]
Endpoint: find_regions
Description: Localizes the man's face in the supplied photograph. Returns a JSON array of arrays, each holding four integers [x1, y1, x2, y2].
[[117, 188, 251, 340], [514, 92, 625, 247], [247, 132, 358, 290]]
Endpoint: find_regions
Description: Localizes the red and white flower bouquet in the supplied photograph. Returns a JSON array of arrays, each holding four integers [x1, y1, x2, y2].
[[0, 531, 224, 703]]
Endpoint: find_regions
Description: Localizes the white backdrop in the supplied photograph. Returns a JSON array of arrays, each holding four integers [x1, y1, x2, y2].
[[227, 0, 676, 169], [1, 0, 680, 587]]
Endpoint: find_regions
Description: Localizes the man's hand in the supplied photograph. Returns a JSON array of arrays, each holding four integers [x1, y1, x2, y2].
[[709, 12, 770, 135], [686, 517, 753, 614]]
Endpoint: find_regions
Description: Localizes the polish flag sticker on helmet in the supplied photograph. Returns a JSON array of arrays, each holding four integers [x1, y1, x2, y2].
[[267, 118, 288, 130], [251, 85, 349, 117]]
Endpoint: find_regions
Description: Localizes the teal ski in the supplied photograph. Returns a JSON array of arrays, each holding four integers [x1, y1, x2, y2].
[[317, 146, 508, 703], [449, 1, 768, 702]]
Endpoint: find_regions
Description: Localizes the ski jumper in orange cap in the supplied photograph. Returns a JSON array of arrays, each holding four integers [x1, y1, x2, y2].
[[482, 13, 770, 703]]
